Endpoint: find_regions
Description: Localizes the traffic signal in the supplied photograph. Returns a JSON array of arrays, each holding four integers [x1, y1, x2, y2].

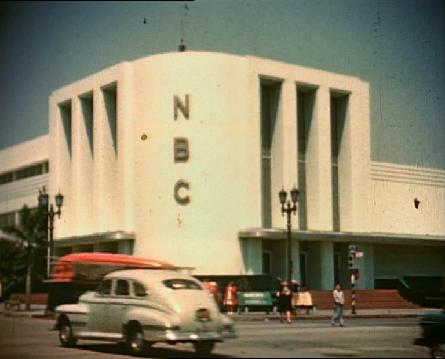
[[348, 253, 354, 270], [348, 244, 356, 270], [348, 244, 357, 253]]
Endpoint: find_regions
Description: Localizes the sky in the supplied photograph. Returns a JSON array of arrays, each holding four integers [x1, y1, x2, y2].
[[0, 0, 444, 170]]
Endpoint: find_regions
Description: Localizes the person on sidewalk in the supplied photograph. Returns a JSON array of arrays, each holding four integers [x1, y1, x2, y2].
[[223, 281, 238, 317], [277, 281, 293, 324], [202, 278, 222, 309], [331, 283, 345, 327]]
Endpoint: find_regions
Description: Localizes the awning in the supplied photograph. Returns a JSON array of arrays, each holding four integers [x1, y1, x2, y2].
[[238, 228, 445, 247], [54, 231, 134, 247]]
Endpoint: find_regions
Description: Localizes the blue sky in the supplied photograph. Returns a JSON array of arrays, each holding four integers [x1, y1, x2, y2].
[[0, 0, 444, 169]]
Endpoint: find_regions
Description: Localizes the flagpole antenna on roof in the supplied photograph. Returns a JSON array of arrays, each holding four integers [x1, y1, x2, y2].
[[178, 3, 189, 52]]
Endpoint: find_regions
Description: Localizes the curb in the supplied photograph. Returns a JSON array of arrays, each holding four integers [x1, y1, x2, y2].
[[1, 311, 54, 319], [232, 314, 421, 321]]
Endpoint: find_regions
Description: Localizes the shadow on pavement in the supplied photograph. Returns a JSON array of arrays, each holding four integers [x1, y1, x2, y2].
[[76, 342, 235, 358]]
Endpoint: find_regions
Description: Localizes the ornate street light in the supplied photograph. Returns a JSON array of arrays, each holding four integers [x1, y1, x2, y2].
[[279, 186, 299, 282], [38, 186, 63, 278]]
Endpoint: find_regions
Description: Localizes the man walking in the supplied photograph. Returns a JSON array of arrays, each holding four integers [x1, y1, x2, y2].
[[331, 283, 345, 327]]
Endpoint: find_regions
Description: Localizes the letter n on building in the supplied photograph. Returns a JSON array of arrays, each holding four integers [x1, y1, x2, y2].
[[174, 94, 190, 120]]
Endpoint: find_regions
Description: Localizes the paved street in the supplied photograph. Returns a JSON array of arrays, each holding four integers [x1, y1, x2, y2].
[[0, 316, 430, 358]]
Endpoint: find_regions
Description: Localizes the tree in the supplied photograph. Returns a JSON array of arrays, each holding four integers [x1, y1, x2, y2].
[[2, 205, 47, 310], [0, 235, 23, 299]]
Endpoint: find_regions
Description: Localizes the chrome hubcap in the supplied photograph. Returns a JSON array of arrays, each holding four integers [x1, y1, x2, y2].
[[60, 326, 70, 341], [131, 331, 143, 350]]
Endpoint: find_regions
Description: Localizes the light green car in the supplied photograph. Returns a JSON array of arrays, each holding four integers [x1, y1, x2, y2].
[[55, 268, 236, 356]]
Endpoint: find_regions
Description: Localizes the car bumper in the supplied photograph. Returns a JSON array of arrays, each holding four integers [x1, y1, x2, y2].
[[163, 328, 237, 342]]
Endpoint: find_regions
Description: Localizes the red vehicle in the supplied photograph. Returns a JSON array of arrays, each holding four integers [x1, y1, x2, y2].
[[46, 252, 175, 312]]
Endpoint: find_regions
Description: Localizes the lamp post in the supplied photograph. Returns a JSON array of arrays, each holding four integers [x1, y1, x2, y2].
[[279, 186, 299, 283], [38, 186, 63, 278]]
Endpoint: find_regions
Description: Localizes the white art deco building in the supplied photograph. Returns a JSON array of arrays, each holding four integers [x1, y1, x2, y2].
[[1, 51, 444, 290]]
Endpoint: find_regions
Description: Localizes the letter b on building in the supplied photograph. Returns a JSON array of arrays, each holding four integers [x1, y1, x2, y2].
[[174, 138, 189, 162]]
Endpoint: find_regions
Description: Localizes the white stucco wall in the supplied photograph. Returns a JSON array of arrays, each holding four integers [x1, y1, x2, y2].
[[132, 52, 250, 274], [247, 55, 371, 233], [50, 62, 134, 239], [0, 135, 48, 173], [370, 161, 445, 237]]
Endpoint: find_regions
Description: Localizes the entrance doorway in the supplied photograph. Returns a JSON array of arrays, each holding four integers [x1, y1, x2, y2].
[[262, 250, 272, 275], [299, 251, 307, 289], [262, 240, 286, 279]]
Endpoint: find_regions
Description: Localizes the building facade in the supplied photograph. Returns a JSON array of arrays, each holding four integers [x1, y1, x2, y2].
[[0, 135, 49, 228], [1, 51, 444, 289]]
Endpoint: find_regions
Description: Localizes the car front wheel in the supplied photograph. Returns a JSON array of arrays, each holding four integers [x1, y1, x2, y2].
[[193, 341, 215, 356], [58, 320, 77, 347], [126, 323, 148, 356]]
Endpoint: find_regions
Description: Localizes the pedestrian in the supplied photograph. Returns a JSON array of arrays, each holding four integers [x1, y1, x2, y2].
[[331, 283, 345, 327], [223, 281, 238, 317], [277, 281, 293, 323], [202, 278, 222, 308], [290, 279, 299, 292]]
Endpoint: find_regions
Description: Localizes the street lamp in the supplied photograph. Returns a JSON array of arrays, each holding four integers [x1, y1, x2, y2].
[[279, 186, 299, 283], [38, 186, 63, 278]]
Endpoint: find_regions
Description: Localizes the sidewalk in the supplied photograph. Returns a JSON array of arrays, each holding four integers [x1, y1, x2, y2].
[[1, 304, 52, 319], [232, 308, 441, 321], [1, 303, 441, 321]]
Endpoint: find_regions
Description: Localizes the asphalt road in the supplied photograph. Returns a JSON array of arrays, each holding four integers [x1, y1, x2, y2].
[[0, 316, 430, 358]]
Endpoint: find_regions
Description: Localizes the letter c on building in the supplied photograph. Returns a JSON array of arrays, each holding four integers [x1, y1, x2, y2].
[[174, 179, 190, 205]]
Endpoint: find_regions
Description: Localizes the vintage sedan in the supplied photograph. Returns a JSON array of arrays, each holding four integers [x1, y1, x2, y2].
[[55, 268, 236, 356]]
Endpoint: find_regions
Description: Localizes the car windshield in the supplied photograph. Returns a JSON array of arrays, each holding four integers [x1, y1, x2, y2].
[[163, 279, 201, 290]]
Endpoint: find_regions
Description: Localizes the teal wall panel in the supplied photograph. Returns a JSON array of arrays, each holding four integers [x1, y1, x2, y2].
[[374, 244, 445, 278]]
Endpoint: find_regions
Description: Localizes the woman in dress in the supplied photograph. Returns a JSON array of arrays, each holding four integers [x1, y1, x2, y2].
[[223, 281, 238, 317], [277, 281, 293, 323]]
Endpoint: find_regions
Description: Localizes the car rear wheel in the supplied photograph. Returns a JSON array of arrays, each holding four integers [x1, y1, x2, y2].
[[126, 323, 148, 356], [193, 341, 215, 356], [58, 320, 77, 347]]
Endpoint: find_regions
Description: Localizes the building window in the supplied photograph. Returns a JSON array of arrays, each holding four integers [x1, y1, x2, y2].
[[15, 163, 45, 180], [330, 92, 349, 232], [296, 86, 316, 230], [260, 80, 281, 228], [0, 211, 16, 229], [59, 101, 72, 158], [0, 161, 48, 187], [0, 172, 13, 185], [102, 83, 117, 155], [80, 92, 94, 156]]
